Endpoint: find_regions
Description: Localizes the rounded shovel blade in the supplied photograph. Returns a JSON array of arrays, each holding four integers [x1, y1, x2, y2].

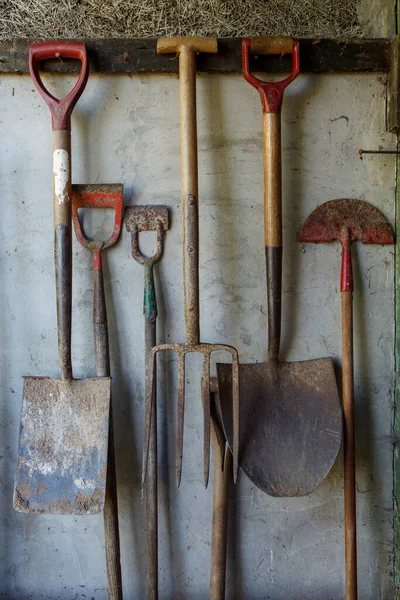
[[217, 358, 342, 496], [13, 376, 111, 515]]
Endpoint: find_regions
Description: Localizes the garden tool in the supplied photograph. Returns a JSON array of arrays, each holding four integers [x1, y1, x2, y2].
[[142, 37, 240, 489], [14, 42, 111, 515], [298, 198, 394, 600], [209, 377, 231, 600], [72, 184, 124, 599], [125, 205, 169, 600], [217, 37, 342, 497]]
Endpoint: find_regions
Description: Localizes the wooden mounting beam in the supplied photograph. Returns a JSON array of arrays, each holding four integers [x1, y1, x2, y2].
[[0, 38, 392, 75]]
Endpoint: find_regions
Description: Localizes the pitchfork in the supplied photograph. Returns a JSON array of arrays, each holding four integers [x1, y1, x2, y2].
[[142, 37, 240, 489]]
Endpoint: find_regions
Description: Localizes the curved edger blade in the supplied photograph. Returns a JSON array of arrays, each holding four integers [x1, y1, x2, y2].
[[217, 358, 342, 497], [298, 198, 394, 245]]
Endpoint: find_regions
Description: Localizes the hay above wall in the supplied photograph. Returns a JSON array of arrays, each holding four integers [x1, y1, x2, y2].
[[0, 0, 362, 39]]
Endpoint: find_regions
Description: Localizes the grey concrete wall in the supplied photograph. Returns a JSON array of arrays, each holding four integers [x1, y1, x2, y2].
[[0, 71, 395, 599], [358, 0, 396, 37]]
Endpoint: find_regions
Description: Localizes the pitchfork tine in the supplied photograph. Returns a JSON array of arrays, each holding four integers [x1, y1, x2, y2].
[[176, 352, 186, 487], [142, 348, 156, 487], [202, 353, 211, 488]]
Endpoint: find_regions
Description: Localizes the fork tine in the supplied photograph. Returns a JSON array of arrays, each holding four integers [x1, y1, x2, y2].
[[176, 352, 185, 487], [142, 348, 156, 487], [231, 351, 240, 483], [202, 352, 211, 488]]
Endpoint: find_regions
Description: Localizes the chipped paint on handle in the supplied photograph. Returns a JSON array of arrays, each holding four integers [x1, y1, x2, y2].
[[143, 263, 157, 322], [53, 149, 70, 205]]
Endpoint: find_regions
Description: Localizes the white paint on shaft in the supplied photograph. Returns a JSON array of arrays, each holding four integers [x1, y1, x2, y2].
[[53, 149, 69, 204]]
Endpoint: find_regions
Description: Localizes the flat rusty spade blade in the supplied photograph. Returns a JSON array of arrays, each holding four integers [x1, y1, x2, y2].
[[217, 356, 341, 496], [217, 36, 342, 497], [13, 42, 110, 515]]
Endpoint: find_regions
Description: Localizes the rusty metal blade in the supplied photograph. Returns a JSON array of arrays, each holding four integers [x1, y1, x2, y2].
[[14, 376, 111, 514], [125, 205, 169, 233], [297, 198, 394, 246], [217, 358, 342, 496], [176, 353, 186, 487], [202, 353, 211, 488]]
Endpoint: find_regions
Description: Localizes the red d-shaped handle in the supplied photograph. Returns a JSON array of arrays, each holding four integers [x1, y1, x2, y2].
[[29, 41, 89, 130], [242, 37, 300, 113], [71, 184, 124, 252]]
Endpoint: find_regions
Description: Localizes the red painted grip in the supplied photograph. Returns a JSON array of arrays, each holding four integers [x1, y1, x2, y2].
[[71, 186, 123, 252], [29, 41, 89, 130], [340, 229, 354, 293], [242, 37, 300, 113]]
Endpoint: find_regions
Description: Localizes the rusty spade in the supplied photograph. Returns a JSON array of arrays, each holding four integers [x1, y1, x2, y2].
[[142, 37, 240, 490], [14, 42, 111, 515], [217, 37, 342, 497], [298, 198, 394, 600], [125, 205, 169, 600]]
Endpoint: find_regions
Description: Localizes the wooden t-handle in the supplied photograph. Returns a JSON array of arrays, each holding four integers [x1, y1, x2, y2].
[[157, 36, 217, 55], [157, 36, 217, 347], [248, 36, 295, 55]]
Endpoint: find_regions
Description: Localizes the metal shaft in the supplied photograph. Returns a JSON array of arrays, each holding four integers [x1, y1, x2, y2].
[[93, 249, 123, 600], [145, 317, 158, 599], [342, 290, 357, 600], [179, 47, 200, 347]]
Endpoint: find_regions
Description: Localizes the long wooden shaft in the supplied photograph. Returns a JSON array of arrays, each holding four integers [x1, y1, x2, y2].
[[103, 409, 123, 600], [342, 290, 357, 600], [179, 46, 200, 346], [145, 317, 158, 599], [263, 113, 282, 362], [52, 129, 72, 380], [93, 252, 123, 600], [210, 444, 231, 599]]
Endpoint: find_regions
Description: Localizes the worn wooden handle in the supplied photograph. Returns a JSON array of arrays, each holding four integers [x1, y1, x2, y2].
[[91, 251, 123, 599], [342, 291, 357, 600], [210, 444, 231, 600], [145, 318, 158, 599], [104, 409, 123, 600], [157, 36, 217, 55], [177, 41, 201, 346], [52, 129, 72, 379], [263, 112, 282, 361], [209, 378, 230, 599], [263, 113, 282, 248], [248, 36, 294, 55], [53, 130, 71, 229]]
